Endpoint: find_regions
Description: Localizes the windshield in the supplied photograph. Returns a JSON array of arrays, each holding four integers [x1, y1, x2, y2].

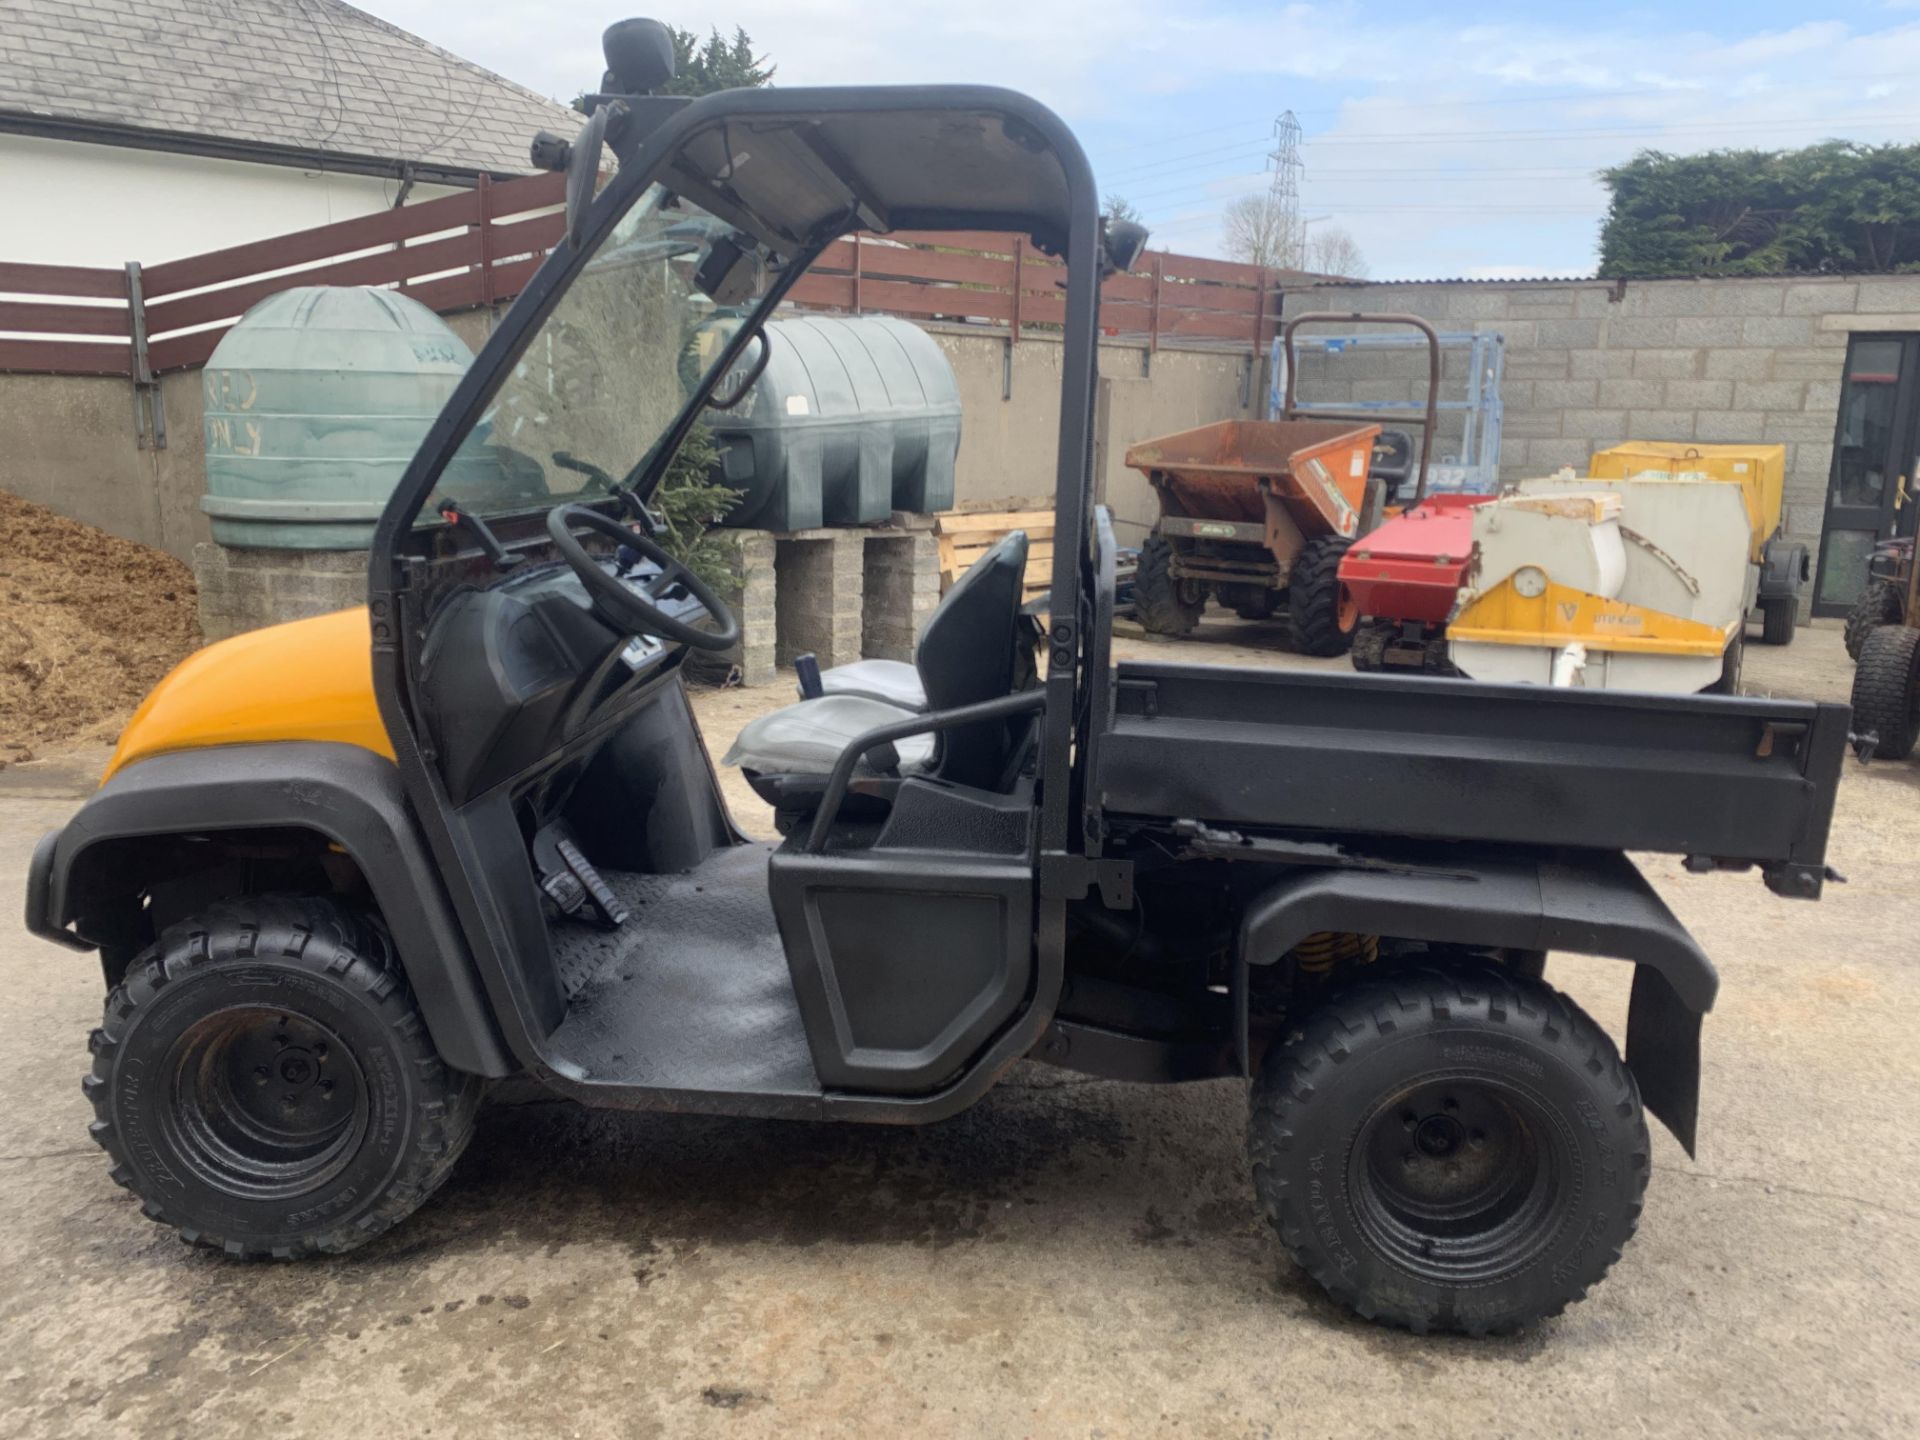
[[425, 184, 766, 524]]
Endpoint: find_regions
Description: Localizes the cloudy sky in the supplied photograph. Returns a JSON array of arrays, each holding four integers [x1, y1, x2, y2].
[[368, 1, 1920, 279]]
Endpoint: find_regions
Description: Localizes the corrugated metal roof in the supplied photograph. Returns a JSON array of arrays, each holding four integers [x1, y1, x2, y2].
[[0, 0, 580, 175]]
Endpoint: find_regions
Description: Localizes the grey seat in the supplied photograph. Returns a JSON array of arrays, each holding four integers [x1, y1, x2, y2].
[[816, 657, 926, 711], [722, 531, 1035, 817]]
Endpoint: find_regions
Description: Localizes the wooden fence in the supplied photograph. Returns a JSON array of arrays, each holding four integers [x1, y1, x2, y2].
[[0, 175, 1277, 380]]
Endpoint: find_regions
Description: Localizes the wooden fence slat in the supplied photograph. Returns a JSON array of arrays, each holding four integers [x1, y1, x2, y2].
[[146, 230, 485, 335], [143, 199, 476, 299], [1156, 251, 1265, 286], [811, 276, 1015, 325], [0, 261, 127, 299], [142, 173, 567, 300], [850, 247, 1016, 289], [147, 329, 224, 374], [785, 272, 858, 309], [881, 230, 1017, 254], [0, 299, 130, 336], [0, 338, 131, 376], [488, 208, 566, 258]]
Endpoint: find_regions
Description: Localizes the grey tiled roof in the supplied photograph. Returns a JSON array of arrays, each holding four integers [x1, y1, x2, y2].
[[0, 0, 581, 174]]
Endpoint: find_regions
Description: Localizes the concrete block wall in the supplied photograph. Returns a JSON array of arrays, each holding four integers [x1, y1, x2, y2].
[[774, 531, 865, 669], [193, 543, 364, 642], [712, 529, 777, 686], [862, 529, 940, 662], [1279, 273, 1913, 601], [3, 315, 1256, 572]]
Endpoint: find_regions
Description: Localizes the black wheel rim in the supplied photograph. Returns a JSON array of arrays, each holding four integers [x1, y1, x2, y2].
[[160, 1006, 368, 1201], [1350, 1075, 1573, 1284]]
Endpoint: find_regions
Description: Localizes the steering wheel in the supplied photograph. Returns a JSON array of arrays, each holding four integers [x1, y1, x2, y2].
[[546, 503, 740, 652]]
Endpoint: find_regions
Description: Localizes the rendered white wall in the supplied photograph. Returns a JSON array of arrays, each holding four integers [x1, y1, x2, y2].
[[0, 132, 463, 269]]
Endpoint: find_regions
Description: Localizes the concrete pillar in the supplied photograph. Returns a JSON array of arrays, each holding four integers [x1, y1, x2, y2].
[[193, 543, 366, 641], [775, 530, 864, 668], [862, 530, 940, 661], [711, 529, 777, 686]]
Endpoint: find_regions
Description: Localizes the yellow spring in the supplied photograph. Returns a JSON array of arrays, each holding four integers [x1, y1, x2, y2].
[[1292, 931, 1379, 975]]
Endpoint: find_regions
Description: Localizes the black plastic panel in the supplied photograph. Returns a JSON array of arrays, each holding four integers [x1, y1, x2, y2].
[[1098, 660, 1849, 867], [770, 847, 1033, 1093]]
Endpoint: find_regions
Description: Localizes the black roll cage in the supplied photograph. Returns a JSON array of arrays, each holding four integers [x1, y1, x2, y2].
[[360, 85, 1104, 1072]]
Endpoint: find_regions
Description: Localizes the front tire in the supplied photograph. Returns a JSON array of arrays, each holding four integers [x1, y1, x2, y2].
[[84, 898, 482, 1257], [1288, 535, 1354, 657], [1248, 965, 1649, 1335]]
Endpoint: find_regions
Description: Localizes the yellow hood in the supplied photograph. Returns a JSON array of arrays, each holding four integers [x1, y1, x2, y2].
[[105, 607, 394, 782]]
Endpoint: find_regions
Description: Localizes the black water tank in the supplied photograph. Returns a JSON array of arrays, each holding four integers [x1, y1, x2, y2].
[[712, 315, 962, 530]]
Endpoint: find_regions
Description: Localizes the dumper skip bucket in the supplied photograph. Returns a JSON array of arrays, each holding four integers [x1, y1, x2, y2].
[[1123, 419, 1381, 539]]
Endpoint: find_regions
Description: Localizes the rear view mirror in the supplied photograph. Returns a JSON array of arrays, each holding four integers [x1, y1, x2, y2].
[[694, 235, 762, 306]]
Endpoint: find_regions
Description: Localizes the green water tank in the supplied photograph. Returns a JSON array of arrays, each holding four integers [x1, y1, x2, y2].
[[200, 286, 478, 549]]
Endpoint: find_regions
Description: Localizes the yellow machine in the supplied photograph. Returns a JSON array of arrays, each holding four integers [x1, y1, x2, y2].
[[1449, 476, 1752, 694], [1587, 442, 1806, 645]]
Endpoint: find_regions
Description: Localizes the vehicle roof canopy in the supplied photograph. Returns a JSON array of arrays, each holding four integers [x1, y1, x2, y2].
[[648, 88, 1083, 256]]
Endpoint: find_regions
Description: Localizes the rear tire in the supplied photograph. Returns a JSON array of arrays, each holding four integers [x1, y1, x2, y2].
[[1133, 533, 1205, 636], [1845, 581, 1905, 661], [1248, 965, 1649, 1335], [1851, 625, 1920, 760], [84, 897, 482, 1257], [1758, 595, 1797, 646], [1288, 535, 1354, 657]]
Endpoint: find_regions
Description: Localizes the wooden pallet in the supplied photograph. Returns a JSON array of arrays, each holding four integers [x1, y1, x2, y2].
[[934, 509, 1055, 601]]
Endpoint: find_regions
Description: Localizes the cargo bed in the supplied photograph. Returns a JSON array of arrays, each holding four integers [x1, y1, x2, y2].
[[1092, 660, 1848, 897]]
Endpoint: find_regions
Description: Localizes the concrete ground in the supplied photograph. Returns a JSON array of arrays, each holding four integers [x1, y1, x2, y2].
[[3, 619, 1917, 1438]]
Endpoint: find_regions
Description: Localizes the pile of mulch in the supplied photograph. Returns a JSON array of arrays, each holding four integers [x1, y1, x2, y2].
[[0, 491, 202, 765]]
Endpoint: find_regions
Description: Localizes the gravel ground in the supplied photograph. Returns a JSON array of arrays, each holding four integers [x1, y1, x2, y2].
[[2, 618, 1915, 1438]]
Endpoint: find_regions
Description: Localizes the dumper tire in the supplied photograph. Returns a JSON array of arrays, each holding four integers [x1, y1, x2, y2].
[[84, 897, 483, 1258], [1845, 581, 1905, 661], [1758, 595, 1797, 646], [1248, 963, 1649, 1336], [1288, 535, 1353, 657], [1133, 533, 1205, 636], [1851, 625, 1920, 760]]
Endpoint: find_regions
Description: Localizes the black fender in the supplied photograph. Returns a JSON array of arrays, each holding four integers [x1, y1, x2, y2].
[[1235, 849, 1715, 1154], [1759, 535, 1810, 600], [27, 742, 512, 1077]]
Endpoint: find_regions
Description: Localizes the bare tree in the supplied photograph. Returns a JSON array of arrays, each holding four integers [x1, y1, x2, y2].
[[1103, 193, 1141, 225], [1304, 226, 1369, 278], [1221, 192, 1295, 269]]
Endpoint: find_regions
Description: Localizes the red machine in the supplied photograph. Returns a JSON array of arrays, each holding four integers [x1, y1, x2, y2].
[[1340, 494, 1494, 673]]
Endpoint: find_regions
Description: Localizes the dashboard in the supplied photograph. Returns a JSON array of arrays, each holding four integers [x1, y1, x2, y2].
[[417, 554, 711, 804]]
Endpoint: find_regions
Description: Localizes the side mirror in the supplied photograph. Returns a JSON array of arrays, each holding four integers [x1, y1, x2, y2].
[[1103, 219, 1150, 275], [707, 331, 773, 411]]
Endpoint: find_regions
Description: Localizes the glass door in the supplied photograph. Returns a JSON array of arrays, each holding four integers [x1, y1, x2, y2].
[[1816, 334, 1920, 615]]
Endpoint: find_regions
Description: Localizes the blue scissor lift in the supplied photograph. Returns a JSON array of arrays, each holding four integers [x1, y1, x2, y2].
[[1269, 326, 1506, 495]]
